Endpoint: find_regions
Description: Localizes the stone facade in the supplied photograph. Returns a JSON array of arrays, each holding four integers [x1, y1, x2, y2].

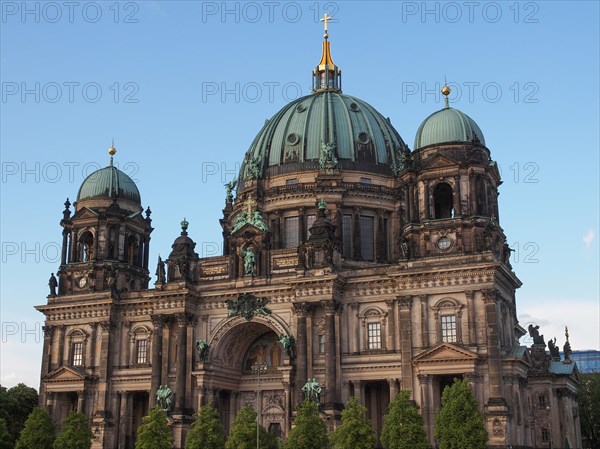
[[36, 31, 581, 449]]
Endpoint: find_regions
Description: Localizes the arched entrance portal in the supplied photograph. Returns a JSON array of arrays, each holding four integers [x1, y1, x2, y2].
[[195, 317, 293, 438]]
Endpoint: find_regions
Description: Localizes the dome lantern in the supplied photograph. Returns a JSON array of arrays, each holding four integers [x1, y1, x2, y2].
[[312, 13, 342, 93]]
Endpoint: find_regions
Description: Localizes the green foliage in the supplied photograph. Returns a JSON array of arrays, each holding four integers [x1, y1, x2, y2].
[[579, 373, 600, 449], [135, 406, 173, 449], [225, 405, 273, 449], [53, 411, 92, 449], [0, 383, 38, 446], [14, 408, 55, 449], [185, 404, 226, 449], [285, 400, 328, 449], [381, 391, 429, 449], [330, 397, 374, 449], [434, 378, 487, 449], [0, 418, 12, 449]]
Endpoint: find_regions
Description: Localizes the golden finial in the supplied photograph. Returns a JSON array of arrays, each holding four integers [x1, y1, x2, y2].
[[320, 13, 332, 39], [442, 81, 451, 108], [108, 138, 117, 156]]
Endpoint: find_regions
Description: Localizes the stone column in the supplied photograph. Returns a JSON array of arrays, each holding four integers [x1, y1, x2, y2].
[[85, 323, 97, 369], [376, 209, 385, 262], [121, 321, 131, 368], [118, 391, 129, 449], [453, 175, 461, 216], [385, 300, 396, 352], [353, 380, 365, 407], [387, 378, 399, 400], [465, 291, 476, 344], [352, 206, 361, 259], [69, 229, 77, 263], [61, 229, 69, 265], [149, 315, 164, 408], [298, 207, 305, 244], [41, 326, 53, 375], [322, 300, 339, 405], [420, 295, 429, 348], [77, 390, 85, 413], [293, 303, 309, 403], [422, 182, 430, 220], [350, 303, 360, 353], [483, 289, 503, 399], [174, 313, 189, 413], [398, 297, 414, 393], [418, 374, 434, 442], [94, 321, 114, 417]]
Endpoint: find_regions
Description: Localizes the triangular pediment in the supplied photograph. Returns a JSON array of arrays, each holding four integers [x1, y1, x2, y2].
[[232, 222, 266, 236], [413, 342, 478, 364], [73, 207, 99, 220], [43, 366, 91, 382], [421, 153, 458, 169]]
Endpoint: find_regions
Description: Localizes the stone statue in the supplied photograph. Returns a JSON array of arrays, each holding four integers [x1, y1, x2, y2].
[[224, 179, 237, 203], [319, 141, 338, 170], [528, 324, 545, 345], [250, 210, 269, 232], [231, 212, 248, 234], [156, 385, 173, 412], [278, 334, 295, 358], [302, 378, 322, 404], [563, 326, 572, 363], [196, 339, 209, 362], [547, 337, 560, 359], [243, 248, 256, 276], [317, 198, 327, 211], [245, 156, 261, 181], [48, 273, 58, 296], [155, 255, 166, 284], [226, 293, 271, 320]]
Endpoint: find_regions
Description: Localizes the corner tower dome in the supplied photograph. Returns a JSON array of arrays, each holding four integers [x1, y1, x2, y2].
[[238, 16, 409, 183], [414, 85, 486, 150], [77, 144, 141, 205]]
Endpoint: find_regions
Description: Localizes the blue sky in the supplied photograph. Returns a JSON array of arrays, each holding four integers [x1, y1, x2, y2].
[[1, 1, 598, 388]]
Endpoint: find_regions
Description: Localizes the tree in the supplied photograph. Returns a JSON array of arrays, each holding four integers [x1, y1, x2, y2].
[[330, 396, 374, 449], [0, 383, 38, 446], [185, 403, 226, 449], [225, 405, 273, 449], [434, 378, 487, 449], [381, 390, 429, 449], [0, 418, 12, 449], [53, 411, 92, 449], [14, 408, 55, 449], [579, 373, 600, 449], [135, 406, 173, 449], [285, 400, 328, 449]]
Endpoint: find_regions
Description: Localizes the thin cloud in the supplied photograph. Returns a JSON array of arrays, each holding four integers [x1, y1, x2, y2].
[[583, 229, 595, 249]]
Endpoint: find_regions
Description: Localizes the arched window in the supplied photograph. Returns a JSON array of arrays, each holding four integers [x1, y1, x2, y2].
[[132, 326, 151, 365], [359, 307, 386, 351], [79, 232, 94, 262], [432, 298, 464, 344], [67, 329, 87, 367], [433, 183, 454, 219]]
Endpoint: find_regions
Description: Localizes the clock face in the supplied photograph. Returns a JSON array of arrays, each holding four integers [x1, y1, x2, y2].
[[78, 276, 87, 288], [437, 236, 452, 251]]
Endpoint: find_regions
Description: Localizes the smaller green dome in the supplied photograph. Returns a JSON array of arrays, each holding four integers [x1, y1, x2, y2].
[[414, 106, 485, 149], [77, 164, 141, 204]]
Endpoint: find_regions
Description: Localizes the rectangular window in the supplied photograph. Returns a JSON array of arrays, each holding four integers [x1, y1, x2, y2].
[[360, 216, 374, 261], [541, 428, 549, 443], [342, 214, 352, 258], [284, 216, 299, 248], [367, 323, 382, 350], [72, 342, 84, 366], [360, 177, 372, 184], [441, 315, 457, 342], [285, 178, 298, 185], [318, 335, 325, 354], [136, 339, 148, 364], [306, 214, 316, 240], [538, 395, 547, 408]]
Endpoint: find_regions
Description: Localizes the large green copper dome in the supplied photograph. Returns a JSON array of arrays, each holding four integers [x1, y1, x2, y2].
[[238, 91, 408, 180], [414, 106, 485, 149], [77, 163, 141, 204]]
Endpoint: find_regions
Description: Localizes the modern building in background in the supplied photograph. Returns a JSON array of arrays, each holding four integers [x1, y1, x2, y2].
[[568, 350, 600, 374], [36, 21, 582, 449]]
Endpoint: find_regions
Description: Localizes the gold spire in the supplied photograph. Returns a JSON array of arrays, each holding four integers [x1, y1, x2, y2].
[[108, 140, 117, 166], [312, 13, 341, 93], [442, 82, 451, 108]]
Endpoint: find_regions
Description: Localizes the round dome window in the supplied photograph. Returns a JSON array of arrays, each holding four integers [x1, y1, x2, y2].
[[350, 102, 360, 112], [357, 132, 370, 145], [287, 133, 301, 145]]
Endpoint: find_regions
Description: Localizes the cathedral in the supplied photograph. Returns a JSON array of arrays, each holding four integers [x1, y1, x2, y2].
[[36, 19, 582, 449]]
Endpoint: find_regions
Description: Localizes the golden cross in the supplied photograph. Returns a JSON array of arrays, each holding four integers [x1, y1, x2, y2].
[[244, 196, 257, 218], [320, 13, 332, 33]]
